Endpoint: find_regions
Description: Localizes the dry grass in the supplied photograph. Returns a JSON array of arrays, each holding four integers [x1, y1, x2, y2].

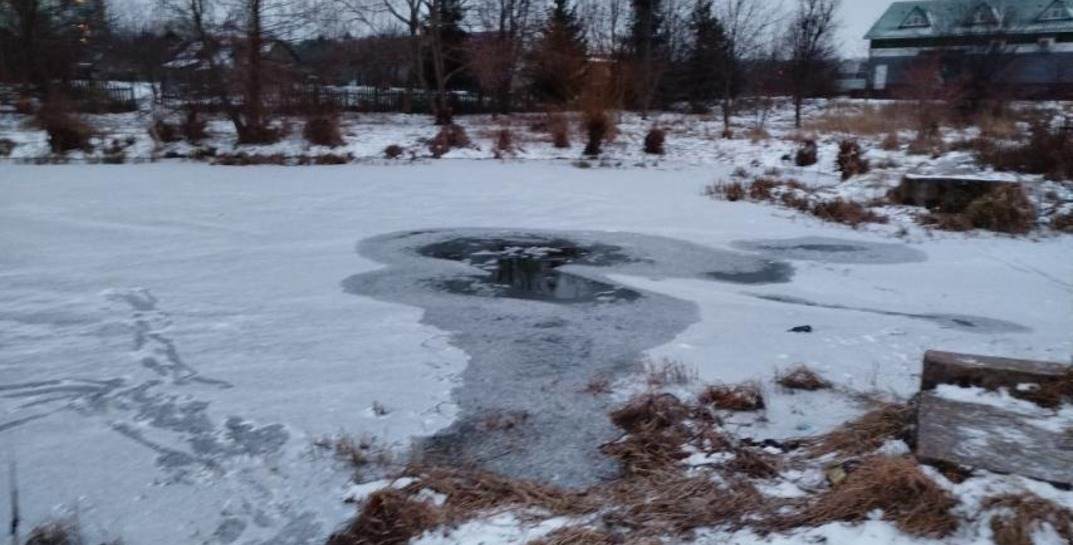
[[15, 96, 35, 115], [805, 103, 920, 136], [1009, 370, 1073, 409], [304, 115, 345, 147], [493, 128, 515, 158], [603, 470, 765, 534], [706, 177, 886, 229], [919, 211, 974, 232], [151, 118, 181, 143], [601, 424, 691, 475], [1053, 211, 1073, 233], [780, 192, 812, 212], [181, 108, 208, 143], [976, 111, 1022, 140], [923, 185, 1037, 235], [332, 464, 592, 545], [880, 132, 901, 151], [706, 181, 746, 201], [809, 403, 912, 457], [583, 110, 611, 157], [213, 153, 289, 166], [24, 521, 83, 545], [527, 527, 613, 545], [747, 127, 770, 143], [429, 124, 471, 158], [809, 199, 888, 228], [644, 127, 666, 155], [609, 393, 691, 434], [721, 182, 746, 201], [236, 123, 285, 146], [604, 393, 693, 474], [962, 185, 1037, 234], [907, 130, 945, 157], [583, 374, 613, 395], [748, 177, 779, 200], [985, 493, 1073, 545], [477, 409, 529, 431], [776, 364, 832, 391], [782, 456, 958, 538], [327, 489, 441, 545], [644, 359, 697, 388], [794, 139, 818, 167], [698, 382, 765, 411], [975, 118, 1073, 181], [330, 390, 978, 545], [402, 465, 592, 520], [318, 435, 390, 470], [836, 140, 870, 180], [726, 446, 780, 479], [36, 100, 94, 153], [547, 113, 571, 149], [295, 153, 351, 165]]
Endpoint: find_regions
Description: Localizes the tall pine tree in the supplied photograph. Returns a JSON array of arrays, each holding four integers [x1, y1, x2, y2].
[[680, 0, 730, 110], [627, 0, 667, 115], [528, 0, 588, 104]]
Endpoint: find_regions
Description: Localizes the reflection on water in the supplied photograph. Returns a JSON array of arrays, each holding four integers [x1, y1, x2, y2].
[[419, 237, 640, 303]]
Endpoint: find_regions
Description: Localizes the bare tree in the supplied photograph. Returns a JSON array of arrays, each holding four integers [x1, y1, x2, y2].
[[164, 0, 242, 132], [933, 0, 1023, 114], [333, 0, 429, 108], [331, 0, 472, 122], [785, 0, 839, 128], [425, 0, 469, 124], [711, 0, 778, 136], [471, 0, 534, 113], [577, 0, 627, 56], [165, 0, 308, 141]]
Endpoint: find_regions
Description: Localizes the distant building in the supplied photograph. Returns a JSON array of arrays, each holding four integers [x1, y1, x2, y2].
[[835, 59, 870, 95], [864, 0, 1073, 97], [161, 35, 302, 99]]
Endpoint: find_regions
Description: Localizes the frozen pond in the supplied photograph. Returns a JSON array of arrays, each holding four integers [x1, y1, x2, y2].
[[1, 163, 1069, 545], [343, 229, 804, 486], [341, 228, 1027, 487]]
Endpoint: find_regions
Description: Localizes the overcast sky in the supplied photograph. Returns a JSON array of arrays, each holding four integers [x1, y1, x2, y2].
[[115, 0, 895, 57], [839, 0, 893, 57]]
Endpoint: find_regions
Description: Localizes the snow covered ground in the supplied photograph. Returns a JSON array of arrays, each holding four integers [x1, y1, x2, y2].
[[4, 97, 1071, 234], [1, 160, 1071, 545]]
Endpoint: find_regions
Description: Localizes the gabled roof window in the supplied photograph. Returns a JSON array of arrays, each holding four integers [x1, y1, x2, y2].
[[966, 2, 1000, 25], [1039, 0, 1073, 21], [900, 6, 931, 28]]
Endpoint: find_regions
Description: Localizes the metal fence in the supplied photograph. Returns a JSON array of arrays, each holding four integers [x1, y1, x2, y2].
[[161, 83, 503, 115], [276, 86, 495, 115], [68, 81, 138, 112]]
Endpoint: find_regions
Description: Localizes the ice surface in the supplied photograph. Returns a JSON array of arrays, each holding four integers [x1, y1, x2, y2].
[[0, 161, 1070, 545]]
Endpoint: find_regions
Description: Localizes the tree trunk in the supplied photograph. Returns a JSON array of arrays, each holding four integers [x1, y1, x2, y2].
[[243, 0, 266, 141], [429, 1, 453, 125], [190, 0, 247, 137], [794, 93, 802, 128]]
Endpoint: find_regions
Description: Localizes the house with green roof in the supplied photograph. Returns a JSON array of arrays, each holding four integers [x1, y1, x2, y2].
[[864, 0, 1073, 97]]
